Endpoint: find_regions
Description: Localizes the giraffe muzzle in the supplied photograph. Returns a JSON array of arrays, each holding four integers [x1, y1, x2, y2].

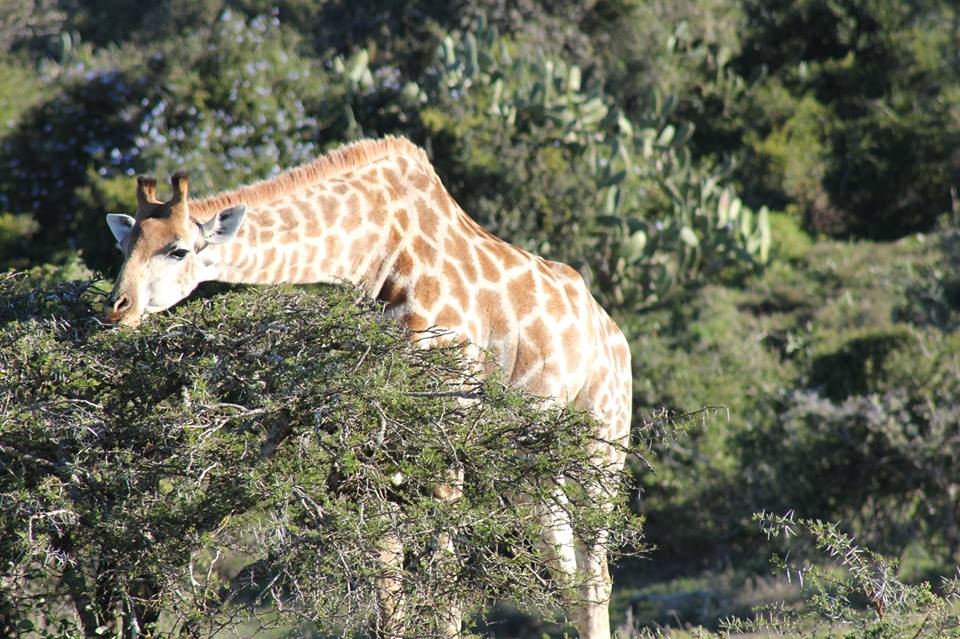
[[104, 292, 140, 326]]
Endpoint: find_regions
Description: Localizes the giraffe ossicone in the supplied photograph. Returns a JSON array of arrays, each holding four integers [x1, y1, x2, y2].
[[104, 136, 632, 639]]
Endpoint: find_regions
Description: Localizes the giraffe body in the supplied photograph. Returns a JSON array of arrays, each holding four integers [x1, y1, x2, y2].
[[105, 137, 632, 639]]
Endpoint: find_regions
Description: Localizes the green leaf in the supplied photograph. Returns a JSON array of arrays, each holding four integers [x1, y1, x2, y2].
[[567, 65, 581, 93], [657, 125, 675, 146], [617, 112, 634, 138], [604, 187, 621, 215], [623, 230, 648, 260], [758, 206, 771, 263], [680, 226, 700, 247]]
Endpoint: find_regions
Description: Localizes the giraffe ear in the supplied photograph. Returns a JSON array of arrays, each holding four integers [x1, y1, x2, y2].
[[199, 205, 246, 246], [106, 214, 135, 248]]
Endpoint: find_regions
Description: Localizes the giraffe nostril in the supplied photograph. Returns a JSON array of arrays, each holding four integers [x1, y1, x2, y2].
[[112, 295, 131, 314]]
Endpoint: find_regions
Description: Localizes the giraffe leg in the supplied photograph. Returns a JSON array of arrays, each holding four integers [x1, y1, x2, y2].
[[540, 486, 612, 639], [538, 482, 579, 580], [573, 535, 613, 639], [374, 508, 405, 639], [433, 467, 465, 638], [437, 529, 463, 637]]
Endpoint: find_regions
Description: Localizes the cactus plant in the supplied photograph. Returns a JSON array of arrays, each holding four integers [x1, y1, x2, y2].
[[414, 21, 772, 309]]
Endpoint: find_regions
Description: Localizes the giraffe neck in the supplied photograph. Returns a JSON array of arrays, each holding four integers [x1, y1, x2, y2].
[[202, 158, 411, 295]]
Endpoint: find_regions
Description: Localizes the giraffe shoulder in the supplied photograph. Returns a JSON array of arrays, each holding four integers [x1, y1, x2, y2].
[[542, 259, 583, 283]]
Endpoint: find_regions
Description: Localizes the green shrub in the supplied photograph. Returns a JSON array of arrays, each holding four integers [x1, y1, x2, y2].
[[730, 0, 960, 238], [0, 274, 643, 636], [808, 327, 916, 401], [723, 513, 960, 639]]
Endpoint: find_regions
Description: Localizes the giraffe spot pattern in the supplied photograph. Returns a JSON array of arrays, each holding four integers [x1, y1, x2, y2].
[[507, 270, 537, 319], [435, 304, 462, 329], [412, 236, 436, 263], [416, 197, 439, 241], [189, 140, 630, 486], [414, 274, 441, 309], [477, 247, 501, 282]]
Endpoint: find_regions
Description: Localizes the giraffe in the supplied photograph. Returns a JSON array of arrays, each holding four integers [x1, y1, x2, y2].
[[104, 136, 633, 639]]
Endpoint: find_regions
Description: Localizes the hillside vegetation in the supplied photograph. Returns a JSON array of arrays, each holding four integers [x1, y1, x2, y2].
[[1, 1, 959, 637]]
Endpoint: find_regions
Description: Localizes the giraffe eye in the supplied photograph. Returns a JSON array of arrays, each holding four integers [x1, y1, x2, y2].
[[168, 247, 190, 260]]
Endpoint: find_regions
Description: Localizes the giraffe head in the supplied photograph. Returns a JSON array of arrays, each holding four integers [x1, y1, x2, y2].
[[103, 172, 247, 327]]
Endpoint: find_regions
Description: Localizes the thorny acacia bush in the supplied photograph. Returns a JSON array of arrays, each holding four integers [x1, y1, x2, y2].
[[0, 273, 644, 637], [721, 512, 960, 639]]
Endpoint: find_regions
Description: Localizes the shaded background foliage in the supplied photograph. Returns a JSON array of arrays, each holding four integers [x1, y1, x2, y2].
[[1, 0, 960, 635]]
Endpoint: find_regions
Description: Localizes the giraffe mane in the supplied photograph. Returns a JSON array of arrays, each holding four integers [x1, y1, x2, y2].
[[190, 135, 432, 221]]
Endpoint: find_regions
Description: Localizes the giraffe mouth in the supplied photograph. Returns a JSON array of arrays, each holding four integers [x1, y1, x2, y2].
[[104, 309, 143, 328]]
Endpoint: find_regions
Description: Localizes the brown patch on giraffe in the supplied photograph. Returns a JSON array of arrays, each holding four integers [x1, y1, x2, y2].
[[434, 304, 463, 329], [512, 337, 543, 383], [349, 237, 368, 264], [507, 270, 536, 319], [544, 281, 567, 318], [342, 194, 361, 231], [534, 258, 554, 279], [563, 283, 583, 316], [368, 188, 388, 226], [476, 247, 501, 282], [262, 246, 277, 267], [305, 243, 318, 265], [431, 180, 449, 213], [259, 229, 275, 243], [277, 206, 297, 230], [283, 231, 298, 245], [410, 168, 431, 191], [453, 239, 479, 282], [467, 318, 481, 342], [401, 311, 429, 331], [393, 250, 414, 277], [386, 225, 402, 248], [318, 195, 339, 225], [395, 207, 410, 231], [476, 288, 509, 339], [416, 197, 438, 240], [324, 235, 342, 257], [444, 229, 469, 261], [332, 182, 348, 195], [561, 324, 582, 370], [412, 236, 436, 263], [289, 251, 302, 282], [414, 274, 441, 310], [443, 261, 468, 306], [290, 198, 314, 224], [383, 167, 406, 199], [303, 217, 321, 238], [525, 317, 551, 354], [396, 156, 410, 175], [354, 180, 373, 210], [377, 275, 408, 308], [499, 244, 527, 269]]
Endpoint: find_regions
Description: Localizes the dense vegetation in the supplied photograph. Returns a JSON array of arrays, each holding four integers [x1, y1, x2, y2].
[[0, 275, 642, 636], [1, 1, 959, 637]]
